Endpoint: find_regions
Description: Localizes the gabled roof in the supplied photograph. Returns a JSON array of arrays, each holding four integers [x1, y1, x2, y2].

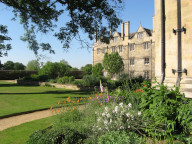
[[144, 28, 152, 36]]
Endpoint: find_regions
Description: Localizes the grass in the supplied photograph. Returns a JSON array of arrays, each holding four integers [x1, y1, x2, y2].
[[0, 115, 56, 144], [0, 81, 92, 117]]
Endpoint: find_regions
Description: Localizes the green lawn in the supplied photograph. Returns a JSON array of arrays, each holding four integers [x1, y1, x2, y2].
[[0, 81, 91, 117], [0, 115, 56, 144]]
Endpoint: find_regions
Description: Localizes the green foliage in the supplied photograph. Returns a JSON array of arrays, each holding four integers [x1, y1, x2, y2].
[[56, 76, 75, 84], [92, 63, 103, 77], [118, 73, 129, 81], [68, 70, 84, 79], [93, 102, 142, 135], [20, 74, 49, 82], [0, 25, 12, 57], [3, 61, 14, 70], [103, 52, 124, 77], [26, 127, 86, 144], [13, 62, 25, 70], [81, 64, 92, 75], [0, 70, 37, 80], [138, 80, 191, 140], [26, 60, 40, 71], [39, 61, 70, 79], [74, 75, 100, 87], [2, 0, 122, 54], [97, 131, 144, 144]]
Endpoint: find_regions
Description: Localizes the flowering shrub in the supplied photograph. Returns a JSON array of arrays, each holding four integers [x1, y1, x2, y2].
[[92, 102, 142, 135]]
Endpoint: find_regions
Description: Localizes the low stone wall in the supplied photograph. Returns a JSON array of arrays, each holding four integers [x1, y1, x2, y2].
[[40, 82, 80, 90]]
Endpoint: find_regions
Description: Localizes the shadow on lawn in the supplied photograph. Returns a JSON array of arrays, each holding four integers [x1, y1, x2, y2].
[[0, 90, 93, 95], [0, 83, 20, 87]]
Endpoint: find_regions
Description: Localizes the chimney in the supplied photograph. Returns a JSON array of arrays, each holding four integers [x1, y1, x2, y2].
[[125, 21, 130, 40], [121, 22, 124, 39], [94, 31, 97, 43], [110, 26, 112, 36]]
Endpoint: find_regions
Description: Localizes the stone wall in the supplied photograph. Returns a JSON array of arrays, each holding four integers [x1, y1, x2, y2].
[[154, 0, 192, 98]]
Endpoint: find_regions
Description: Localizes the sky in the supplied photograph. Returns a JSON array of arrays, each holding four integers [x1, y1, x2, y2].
[[0, 0, 154, 69]]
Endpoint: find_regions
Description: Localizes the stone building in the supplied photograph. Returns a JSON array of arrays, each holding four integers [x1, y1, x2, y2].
[[93, 22, 155, 79], [154, 0, 192, 98]]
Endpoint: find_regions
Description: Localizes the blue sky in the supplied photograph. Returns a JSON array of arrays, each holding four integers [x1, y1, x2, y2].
[[0, 0, 154, 68]]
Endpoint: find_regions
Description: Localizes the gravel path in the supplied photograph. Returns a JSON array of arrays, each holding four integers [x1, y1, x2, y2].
[[0, 105, 86, 132], [0, 109, 56, 131]]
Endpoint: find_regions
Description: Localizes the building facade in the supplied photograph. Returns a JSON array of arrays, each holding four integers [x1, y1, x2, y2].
[[154, 0, 192, 98], [93, 22, 155, 79]]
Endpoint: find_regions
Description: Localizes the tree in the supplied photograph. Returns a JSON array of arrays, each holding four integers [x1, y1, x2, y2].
[[26, 60, 40, 71], [0, 0, 122, 55], [92, 63, 103, 77], [39, 61, 70, 79], [81, 64, 92, 75], [0, 25, 12, 57], [14, 62, 25, 70], [103, 52, 124, 77], [3, 61, 14, 70]]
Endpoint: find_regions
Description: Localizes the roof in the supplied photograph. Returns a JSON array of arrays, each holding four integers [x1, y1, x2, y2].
[[144, 28, 153, 36]]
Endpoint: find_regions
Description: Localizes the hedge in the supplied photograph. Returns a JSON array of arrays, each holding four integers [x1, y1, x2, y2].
[[68, 70, 84, 79], [0, 70, 38, 80]]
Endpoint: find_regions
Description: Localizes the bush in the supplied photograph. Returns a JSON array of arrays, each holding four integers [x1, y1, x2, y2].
[[39, 61, 70, 79], [68, 70, 84, 79], [26, 127, 86, 144], [20, 74, 49, 82], [137, 80, 192, 140], [97, 131, 144, 144], [74, 75, 100, 87], [0, 70, 38, 80], [92, 63, 103, 77], [56, 76, 75, 84]]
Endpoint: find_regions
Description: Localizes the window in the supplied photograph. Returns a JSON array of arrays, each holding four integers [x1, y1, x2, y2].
[[130, 71, 134, 78], [113, 37, 118, 42], [144, 71, 149, 79], [119, 45, 123, 53], [97, 48, 100, 54], [112, 47, 116, 53], [144, 42, 149, 49], [130, 44, 135, 51], [130, 58, 134, 66], [137, 32, 143, 38], [144, 58, 149, 65], [102, 48, 106, 54]]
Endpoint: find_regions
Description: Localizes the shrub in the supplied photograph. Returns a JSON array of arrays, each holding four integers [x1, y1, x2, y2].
[[68, 70, 84, 79], [39, 61, 70, 79], [74, 75, 100, 87], [20, 74, 49, 82], [81, 64, 92, 75], [0, 70, 38, 80], [92, 63, 103, 77], [26, 127, 86, 144], [92, 102, 142, 135], [56, 76, 75, 84], [138, 80, 192, 140], [97, 131, 144, 144]]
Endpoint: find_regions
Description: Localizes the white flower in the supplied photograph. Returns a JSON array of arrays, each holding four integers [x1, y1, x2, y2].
[[128, 125, 130, 128], [97, 118, 101, 122], [138, 111, 142, 116], [126, 113, 130, 117], [119, 102, 123, 108], [102, 113, 105, 117], [110, 119, 112, 123], [115, 106, 119, 113], [105, 106, 109, 112], [106, 113, 110, 118], [98, 128, 102, 130], [104, 120, 108, 125], [128, 103, 132, 108], [120, 126, 124, 129]]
